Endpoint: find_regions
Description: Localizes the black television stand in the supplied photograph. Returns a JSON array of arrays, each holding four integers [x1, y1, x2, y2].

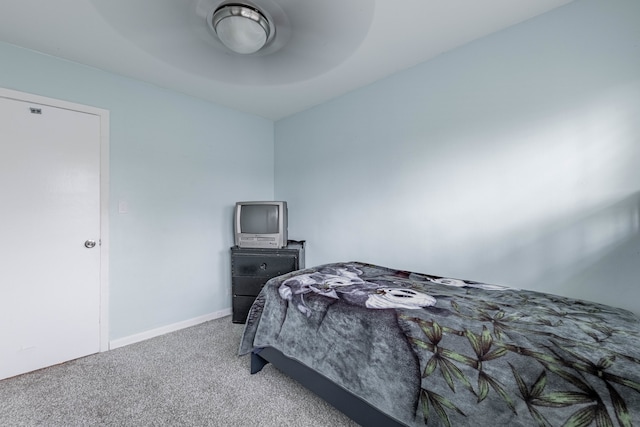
[[230, 240, 305, 323]]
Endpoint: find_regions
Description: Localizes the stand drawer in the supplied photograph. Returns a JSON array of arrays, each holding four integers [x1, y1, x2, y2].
[[232, 254, 297, 278], [233, 276, 271, 297], [232, 296, 256, 323]]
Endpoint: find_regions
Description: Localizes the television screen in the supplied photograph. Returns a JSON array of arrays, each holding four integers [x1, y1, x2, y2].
[[240, 204, 279, 234]]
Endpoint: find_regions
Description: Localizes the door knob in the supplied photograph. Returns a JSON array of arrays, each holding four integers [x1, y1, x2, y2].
[[84, 240, 96, 248]]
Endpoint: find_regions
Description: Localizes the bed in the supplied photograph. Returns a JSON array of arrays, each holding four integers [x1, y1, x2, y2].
[[239, 262, 640, 426]]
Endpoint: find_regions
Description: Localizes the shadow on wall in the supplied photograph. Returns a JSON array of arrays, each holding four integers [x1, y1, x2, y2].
[[489, 191, 640, 314], [560, 192, 640, 315]]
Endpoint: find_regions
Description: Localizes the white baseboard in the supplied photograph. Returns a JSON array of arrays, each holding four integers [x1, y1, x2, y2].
[[109, 308, 232, 350]]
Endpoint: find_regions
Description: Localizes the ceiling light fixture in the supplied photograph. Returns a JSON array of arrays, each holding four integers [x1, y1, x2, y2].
[[211, 3, 274, 55]]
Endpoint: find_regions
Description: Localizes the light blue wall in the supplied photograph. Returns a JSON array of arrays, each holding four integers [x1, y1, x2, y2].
[[0, 42, 274, 339], [275, 0, 640, 314]]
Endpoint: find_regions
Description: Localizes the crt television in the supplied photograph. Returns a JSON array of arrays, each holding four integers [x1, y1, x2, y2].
[[234, 201, 288, 248]]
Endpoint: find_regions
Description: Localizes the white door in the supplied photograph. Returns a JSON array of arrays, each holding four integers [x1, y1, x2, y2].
[[0, 95, 101, 380]]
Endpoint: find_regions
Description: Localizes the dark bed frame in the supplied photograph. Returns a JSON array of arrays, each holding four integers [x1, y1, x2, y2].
[[251, 347, 407, 427]]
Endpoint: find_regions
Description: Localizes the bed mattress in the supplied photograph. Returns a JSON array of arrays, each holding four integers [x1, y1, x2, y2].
[[240, 261, 640, 426]]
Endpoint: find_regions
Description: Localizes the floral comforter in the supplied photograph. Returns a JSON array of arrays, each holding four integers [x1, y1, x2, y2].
[[239, 262, 640, 426]]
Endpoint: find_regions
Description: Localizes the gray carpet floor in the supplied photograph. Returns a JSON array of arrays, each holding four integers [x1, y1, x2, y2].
[[0, 316, 359, 426]]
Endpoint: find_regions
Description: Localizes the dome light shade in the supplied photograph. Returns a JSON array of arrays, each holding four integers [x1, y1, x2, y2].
[[212, 3, 272, 54]]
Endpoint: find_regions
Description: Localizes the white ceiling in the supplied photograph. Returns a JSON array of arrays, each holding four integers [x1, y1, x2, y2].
[[0, 0, 575, 120]]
